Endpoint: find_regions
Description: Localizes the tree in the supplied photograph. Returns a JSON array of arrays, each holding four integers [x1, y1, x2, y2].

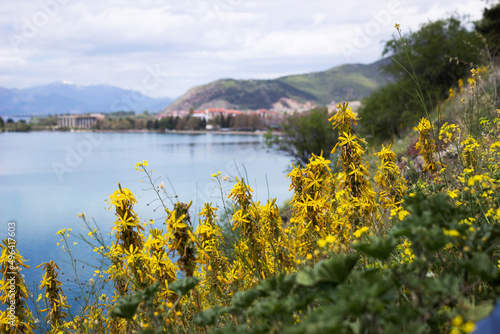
[[383, 16, 482, 91], [358, 80, 421, 141], [475, 2, 500, 58], [248, 115, 261, 131], [185, 117, 201, 130], [264, 107, 337, 166], [199, 117, 207, 130], [176, 117, 187, 130], [359, 16, 483, 141], [233, 114, 248, 129], [0, 117, 4, 127]]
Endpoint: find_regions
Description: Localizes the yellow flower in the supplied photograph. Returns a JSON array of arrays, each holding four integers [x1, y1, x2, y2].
[[353, 226, 369, 238], [317, 239, 327, 248], [450, 315, 475, 334], [452, 315, 463, 327], [135, 160, 149, 171], [325, 235, 336, 243], [374, 144, 395, 161], [398, 209, 410, 221], [443, 229, 460, 237], [462, 322, 475, 333]]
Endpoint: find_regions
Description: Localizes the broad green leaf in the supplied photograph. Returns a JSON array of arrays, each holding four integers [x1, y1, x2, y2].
[[354, 238, 397, 260], [314, 253, 359, 284], [169, 276, 200, 296], [109, 292, 142, 319]]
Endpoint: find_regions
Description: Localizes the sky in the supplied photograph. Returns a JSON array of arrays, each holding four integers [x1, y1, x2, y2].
[[0, 0, 491, 98]]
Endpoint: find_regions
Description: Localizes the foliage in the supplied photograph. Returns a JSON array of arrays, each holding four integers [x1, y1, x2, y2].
[[264, 106, 338, 166], [357, 80, 420, 140], [383, 17, 482, 91], [475, 2, 500, 58], [359, 16, 484, 141], [196, 191, 499, 334], [1, 119, 32, 132]]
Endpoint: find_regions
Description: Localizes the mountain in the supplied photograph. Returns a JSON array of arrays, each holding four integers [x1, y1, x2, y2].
[[0, 82, 174, 116], [164, 58, 391, 112]]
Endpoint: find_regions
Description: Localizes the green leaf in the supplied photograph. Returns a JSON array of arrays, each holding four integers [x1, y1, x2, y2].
[[296, 269, 316, 287], [354, 238, 397, 261], [109, 292, 142, 319], [314, 253, 359, 284], [229, 289, 261, 311], [169, 276, 200, 296], [193, 307, 221, 327], [143, 282, 161, 298], [461, 253, 499, 282]]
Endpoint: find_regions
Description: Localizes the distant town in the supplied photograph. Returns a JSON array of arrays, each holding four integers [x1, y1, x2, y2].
[[0, 101, 361, 132]]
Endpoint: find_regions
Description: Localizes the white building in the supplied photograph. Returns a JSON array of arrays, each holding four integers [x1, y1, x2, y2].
[[57, 114, 104, 129]]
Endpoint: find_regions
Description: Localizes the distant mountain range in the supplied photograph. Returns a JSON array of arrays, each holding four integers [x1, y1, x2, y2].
[[0, 82, 174, 116], [164, 58, 391, 113], [1, 58, 391, 117]]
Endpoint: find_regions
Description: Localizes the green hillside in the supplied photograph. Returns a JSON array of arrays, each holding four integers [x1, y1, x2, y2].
[[164, 58, 391, 112], [278, 58, 390, 104]]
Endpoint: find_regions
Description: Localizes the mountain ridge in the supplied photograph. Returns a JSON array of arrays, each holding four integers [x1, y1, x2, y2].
[[164, 58, 391, 113], [0, 82, 174, 116]]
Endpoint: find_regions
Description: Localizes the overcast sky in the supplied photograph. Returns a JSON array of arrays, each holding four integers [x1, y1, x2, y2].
[[0, 0, 490, 98]]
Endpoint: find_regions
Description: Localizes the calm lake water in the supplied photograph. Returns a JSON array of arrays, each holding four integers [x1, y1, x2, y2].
[[0, 131, 292, 309]]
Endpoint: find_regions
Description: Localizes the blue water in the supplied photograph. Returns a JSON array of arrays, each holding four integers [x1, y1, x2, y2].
[[0, 131, 292, 311]]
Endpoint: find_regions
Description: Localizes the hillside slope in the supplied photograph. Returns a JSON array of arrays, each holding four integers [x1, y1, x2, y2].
[[164, 58, 391, 112]]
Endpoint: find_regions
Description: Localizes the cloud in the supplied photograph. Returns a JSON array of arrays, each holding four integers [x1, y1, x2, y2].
[[0, 0, 487, 98]]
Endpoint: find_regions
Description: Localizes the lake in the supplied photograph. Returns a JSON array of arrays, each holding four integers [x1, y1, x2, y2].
[[0, 131, 292, 308]]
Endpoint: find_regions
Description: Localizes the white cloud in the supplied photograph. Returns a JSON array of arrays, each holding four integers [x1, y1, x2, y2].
[[0, 0, 488, 98]]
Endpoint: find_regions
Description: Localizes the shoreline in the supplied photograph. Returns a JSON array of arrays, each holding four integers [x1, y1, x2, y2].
[[1, 128, 283, 136]]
